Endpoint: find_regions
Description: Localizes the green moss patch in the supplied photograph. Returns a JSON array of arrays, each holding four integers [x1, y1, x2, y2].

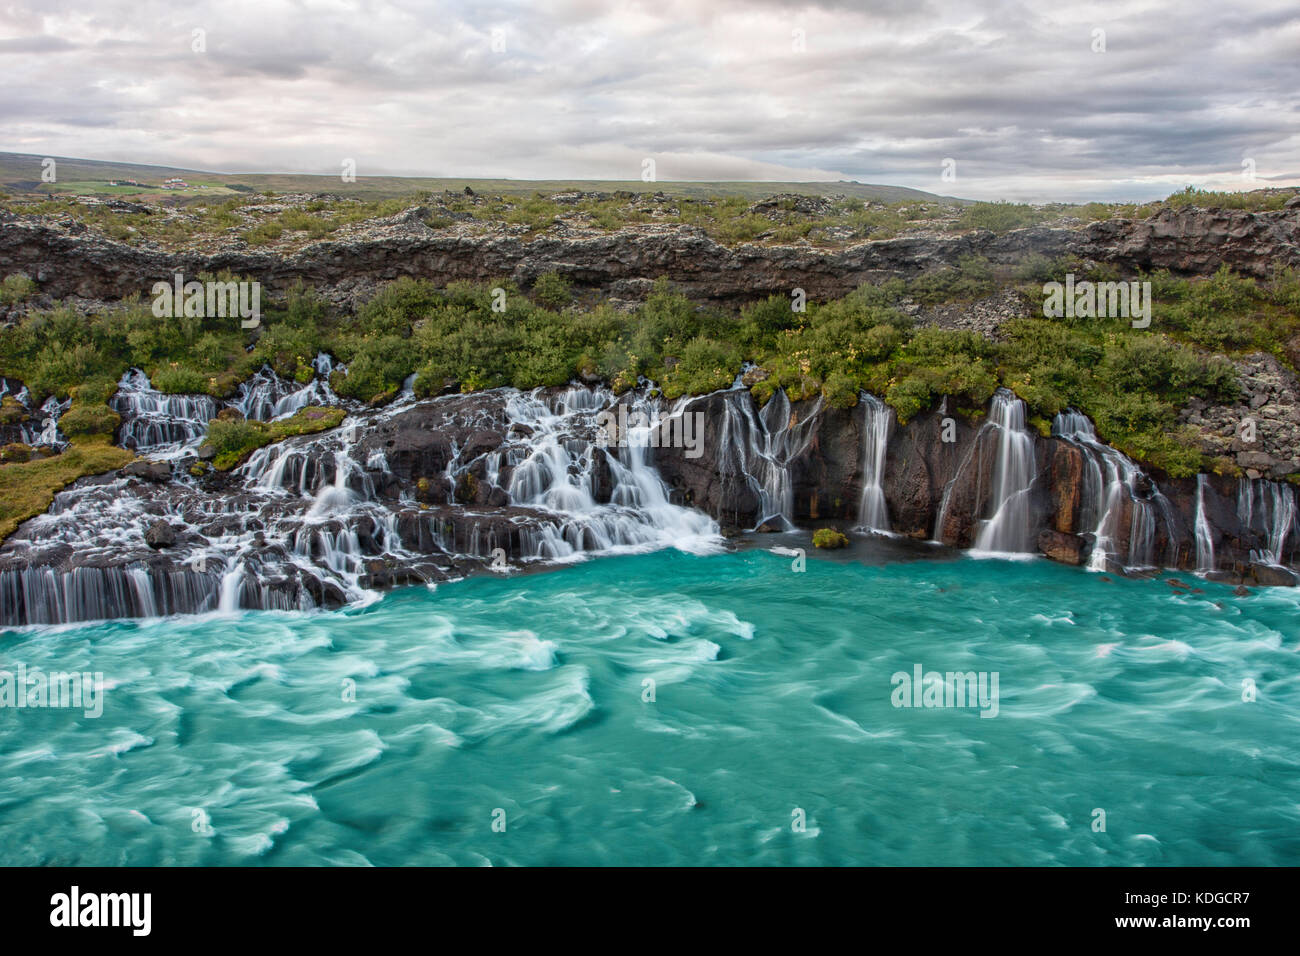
[[204, 406, 346, 471], [0, 438, 134, 543]]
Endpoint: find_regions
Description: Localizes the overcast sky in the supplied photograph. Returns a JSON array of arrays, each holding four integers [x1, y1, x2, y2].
[[2, 0, 1297, 201]]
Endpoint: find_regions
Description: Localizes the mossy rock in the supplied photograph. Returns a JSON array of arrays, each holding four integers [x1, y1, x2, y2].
[[0, 397, 26, 426], [58, 402, 121, 439], [0, 437, 134, 543], [812, 528, 850, 549], [454, 471, 479, 504], [1, 442, 33, 463]]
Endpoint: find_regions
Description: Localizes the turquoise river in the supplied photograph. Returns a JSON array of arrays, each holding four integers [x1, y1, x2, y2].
[[2, 545, 1298, 866]]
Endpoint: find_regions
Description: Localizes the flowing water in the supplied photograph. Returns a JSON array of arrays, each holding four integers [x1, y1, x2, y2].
[[857, 392, 891, 533], [0, 385, 719, 627], [2, 548, 1297, 866], [1052, 411, 1177, 570], [714, 388, 823, 530], [1237, 478, 1298, 567], [1195, 475, 1217, 573], [972, 390, 1037, 554], [231, 354, 342, 422], [111, 369, 219, 457]]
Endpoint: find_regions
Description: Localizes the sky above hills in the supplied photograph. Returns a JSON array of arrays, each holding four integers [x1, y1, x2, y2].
[[2, 0, 1297, 202]]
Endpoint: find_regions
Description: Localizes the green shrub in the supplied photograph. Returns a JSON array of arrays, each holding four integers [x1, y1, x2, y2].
[[953, 202, 1048, 233], [885, 375, 934, 424], [0, 274, 37, 305], [822, 372, 860, 408], [203, 417, 267, 469], [533, 272, 572, 309], [150, 366, 210, 394], [662, 336, 740, 398]]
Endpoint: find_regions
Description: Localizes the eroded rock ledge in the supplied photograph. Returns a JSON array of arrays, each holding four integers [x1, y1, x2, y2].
[[3, 203, 1298, 308]]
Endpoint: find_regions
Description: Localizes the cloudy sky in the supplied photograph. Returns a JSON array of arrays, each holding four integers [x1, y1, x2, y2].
[[2, 0, 1298, 201]]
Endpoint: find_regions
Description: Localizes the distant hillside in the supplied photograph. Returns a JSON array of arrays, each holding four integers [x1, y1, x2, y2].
[[0, 151, 961, 204]]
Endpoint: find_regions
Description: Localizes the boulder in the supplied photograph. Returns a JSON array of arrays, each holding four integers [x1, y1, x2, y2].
[[123, 459, 172, 482], [144, 519, 177, 549], [1037, 529, 1086, 565], [1249, 563, 1297, 587]]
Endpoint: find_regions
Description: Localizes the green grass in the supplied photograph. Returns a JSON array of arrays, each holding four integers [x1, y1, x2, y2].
[[204, 406, 347, 470], [1162, 185, 1293, 212], [0, 438, 134, 542]]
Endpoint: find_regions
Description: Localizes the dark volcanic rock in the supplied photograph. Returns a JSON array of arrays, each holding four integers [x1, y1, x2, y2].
[[123, 459, 172, 482], [144, 519, 177, 549], [5, 203, 1295, 308], [1249, 563, 1297, 586]]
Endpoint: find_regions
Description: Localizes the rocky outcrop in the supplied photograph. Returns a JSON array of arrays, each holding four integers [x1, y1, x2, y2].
[[1080, 205, 1300, 278], [1179, 352, 1300, 478], [3, 201, 1297, 308]]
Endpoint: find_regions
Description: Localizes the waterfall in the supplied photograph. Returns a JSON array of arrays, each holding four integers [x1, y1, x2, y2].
[[1237, 477, 1298, 566], [714, 388, 823, 530], [0, 381, 724, 627], [1052, 410, 1178, 570], [0, 379, 55, 448], [1194, 475, 1216, 573], [105, 357, 346, 462], [857, 392, 891, 532], [972, 389, 1037, 554], [28, 395, 70, 449], [230, 353, 341, 422], [500, 387, 719, 558], [110, 369, 218, 456]]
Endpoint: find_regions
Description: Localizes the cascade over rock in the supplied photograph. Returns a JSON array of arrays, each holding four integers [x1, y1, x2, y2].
[[3, 374, 1299, 627]]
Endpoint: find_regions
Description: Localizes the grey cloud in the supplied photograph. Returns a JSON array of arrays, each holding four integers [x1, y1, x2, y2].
[[0, 0, 1295, 201], [0, 35, 77, 53]]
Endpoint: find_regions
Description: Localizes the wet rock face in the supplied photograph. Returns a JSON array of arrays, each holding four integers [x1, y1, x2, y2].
[[1038, 529, 1088, 565], [886, 408, 981, 541], [144, 519, 176, 549], [5, 380, 1300, 628]]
